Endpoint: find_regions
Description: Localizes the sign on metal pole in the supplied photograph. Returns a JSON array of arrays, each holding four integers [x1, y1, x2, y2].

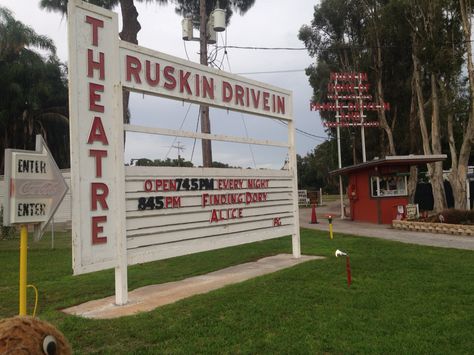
[[68, 0, 300, 305], [3, 135, 68, 232]]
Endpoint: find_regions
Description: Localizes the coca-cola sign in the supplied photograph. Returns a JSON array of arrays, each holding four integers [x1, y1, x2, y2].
[[17, 181, 62, 197]]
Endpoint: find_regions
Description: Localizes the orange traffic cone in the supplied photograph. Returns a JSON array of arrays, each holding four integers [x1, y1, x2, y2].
[[310, 203, 319, 224]]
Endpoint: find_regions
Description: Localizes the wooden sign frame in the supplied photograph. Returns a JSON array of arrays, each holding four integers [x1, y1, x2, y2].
[[68, 0, 300, 305]]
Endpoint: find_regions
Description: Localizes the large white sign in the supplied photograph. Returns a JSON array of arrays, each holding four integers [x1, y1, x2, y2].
[[125, 167, 295, 265], [68, 0, 299, 304], [3, 135, 68, 229], [120, 43, 292, 121]]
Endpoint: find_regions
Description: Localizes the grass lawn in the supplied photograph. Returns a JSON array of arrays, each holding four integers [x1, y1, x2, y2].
[[1, 229, 473, 354]]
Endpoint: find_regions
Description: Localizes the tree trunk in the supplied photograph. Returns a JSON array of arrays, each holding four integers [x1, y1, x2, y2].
[[412, 48, 446, 212], [453, 0, 474, 209], [429, 73, 447, 212], [119, 0, 141, 128], [407, 76, 418, 203]]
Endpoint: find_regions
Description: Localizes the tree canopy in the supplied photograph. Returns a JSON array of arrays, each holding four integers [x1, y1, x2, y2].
[[0, 6, 69, 173]]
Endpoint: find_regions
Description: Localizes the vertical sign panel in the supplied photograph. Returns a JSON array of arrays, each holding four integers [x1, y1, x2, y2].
[[68, 1, 125, 274]]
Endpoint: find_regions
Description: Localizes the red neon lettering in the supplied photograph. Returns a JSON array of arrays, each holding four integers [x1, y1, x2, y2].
[[163, 66, 176, 90], [87, 50, 105, 80], [89, 149, 107, 178], [89, 83, 104, 112], [91, 215, 107, 244], [87, 116, 109, 145], [126, 55, 142, 83], [85, 16, 104, 46], [222, 81, 232, 102]]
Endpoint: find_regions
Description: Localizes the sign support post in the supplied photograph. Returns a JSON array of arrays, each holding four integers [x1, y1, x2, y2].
[[19, 225, 28, 316], [3, 135, 68, 316]]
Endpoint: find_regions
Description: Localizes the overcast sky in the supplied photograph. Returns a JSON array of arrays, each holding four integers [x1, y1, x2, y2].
[[2, 0, 326, 168]]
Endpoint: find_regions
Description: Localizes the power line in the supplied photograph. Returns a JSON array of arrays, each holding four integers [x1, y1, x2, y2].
[[219, 45, 307, 51], [237, 69, 305, 75]]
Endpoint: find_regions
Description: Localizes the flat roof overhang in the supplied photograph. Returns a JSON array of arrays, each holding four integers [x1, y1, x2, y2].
[[329, 154, 447, 176]]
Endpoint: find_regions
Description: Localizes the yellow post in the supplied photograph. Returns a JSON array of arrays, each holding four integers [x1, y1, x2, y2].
[[328, 215, 334, 240], [19, 225, 28, 316]]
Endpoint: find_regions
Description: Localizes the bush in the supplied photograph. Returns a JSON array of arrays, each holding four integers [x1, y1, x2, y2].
[[0, 207, 16, 240], [425, 209, 474, 225]]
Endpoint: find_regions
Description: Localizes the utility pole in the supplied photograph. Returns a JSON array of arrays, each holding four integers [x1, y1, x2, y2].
[[172, 141, 185, 166], [200, 0, 213, 167]]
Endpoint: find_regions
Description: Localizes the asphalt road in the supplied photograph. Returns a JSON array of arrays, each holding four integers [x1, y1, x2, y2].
[[299, 200, 474, 251]]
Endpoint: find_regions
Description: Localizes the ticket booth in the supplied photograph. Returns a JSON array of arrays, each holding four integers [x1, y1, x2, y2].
[[330, 155, 446, 224]]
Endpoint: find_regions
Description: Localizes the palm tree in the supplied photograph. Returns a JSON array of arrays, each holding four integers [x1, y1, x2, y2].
[[0, 6, 69, 173]]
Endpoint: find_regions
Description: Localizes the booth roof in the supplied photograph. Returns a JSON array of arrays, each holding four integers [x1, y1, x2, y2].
[[329, 154, 447, 176]]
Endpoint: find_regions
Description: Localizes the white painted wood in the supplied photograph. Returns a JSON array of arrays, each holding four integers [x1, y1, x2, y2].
[[125, 124, 289, 148], [126, 203, 293, 230], [68, 1, 298, 305], [68, 1, 124, 278], [119, 42, 293, 121], [127, 225, 295, 266], [127, 215, 294, 249], [287, 120, 301, 258], [125, 165, 292, 178], [126, 212, 293, 237]]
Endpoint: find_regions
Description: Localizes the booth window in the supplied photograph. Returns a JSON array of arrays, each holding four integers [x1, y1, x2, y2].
[[371, 175, 407, 197]]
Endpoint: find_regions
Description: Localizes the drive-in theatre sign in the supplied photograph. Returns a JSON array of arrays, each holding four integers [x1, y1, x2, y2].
[[68, 0, 300, 304]]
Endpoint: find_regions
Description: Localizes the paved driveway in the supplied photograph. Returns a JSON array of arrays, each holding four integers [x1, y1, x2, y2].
[[299, 201, 474, 251]]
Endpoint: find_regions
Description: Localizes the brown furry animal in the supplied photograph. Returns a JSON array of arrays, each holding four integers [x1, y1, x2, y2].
[[0, 316, 71, 354]]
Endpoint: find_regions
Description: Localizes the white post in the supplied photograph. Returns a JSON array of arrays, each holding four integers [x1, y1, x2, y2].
[[319, 187, 323, 206], [359, 75, 367, 162], [335, 79, 345, 219], [288, 120, 301, 258]]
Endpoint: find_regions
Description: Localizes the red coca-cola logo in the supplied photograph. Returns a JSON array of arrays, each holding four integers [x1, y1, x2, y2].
[[18, 181, 60, 196]]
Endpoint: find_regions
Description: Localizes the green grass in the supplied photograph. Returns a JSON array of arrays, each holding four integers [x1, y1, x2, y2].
[[1, 229, 473, 354]]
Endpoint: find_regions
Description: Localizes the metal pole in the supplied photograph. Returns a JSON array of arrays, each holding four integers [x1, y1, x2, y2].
[[359, 75, 367, 162], [335, 78, 345, 219], [200, 0, 212, 167], [19, 225, 28, 315]]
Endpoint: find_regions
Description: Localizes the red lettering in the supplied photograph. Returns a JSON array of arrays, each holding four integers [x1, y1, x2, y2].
[[126, 55, 142, 83], [91, 215, 107, 244], [277, 96, 285, 114], [89, 149, 107, 178], [179, 70, 192, 94], [194, 74, 200, 97], [245, 87, 250, 107], [203, 76, 214, 99], [89, 83, 104, 112], [235, 85, 244, 106], [210, 209, 218, 223], [91, 182, 109, 210], [87, 116, 109, 145], [144, 180, 152, 192], [251, 89, 260, 108], [163, 66, 176, 90], [85, 16, 104, 47], [146, 60, 160, 86], [222, 81, 232, 102], [87, 50, 105, 80], [263, 92, 270, 111]]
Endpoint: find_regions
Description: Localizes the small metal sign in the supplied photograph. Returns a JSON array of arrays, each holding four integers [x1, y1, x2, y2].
[[3, 135, 68, 235]]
